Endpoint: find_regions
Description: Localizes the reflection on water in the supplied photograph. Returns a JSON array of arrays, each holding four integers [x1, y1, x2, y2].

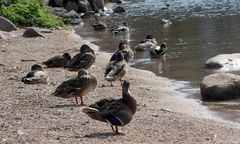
[[75, 0, 240, 123]]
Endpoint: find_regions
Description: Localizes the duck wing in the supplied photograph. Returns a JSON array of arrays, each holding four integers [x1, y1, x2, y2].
[[65, 53, 95, 70], [43, 55, 68, 68], [105, 61, 126, 77]]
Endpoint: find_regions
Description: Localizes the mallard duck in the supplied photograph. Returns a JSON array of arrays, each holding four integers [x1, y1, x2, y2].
[[111, 22, 129, 34], [42, 53, 71, 68], [82, 80, 137, 134], [52, 69, 97, 105], [105, 51, 127, 86], [160, 19, 172, 26], [110, 41, 134, 63], [21, 64, 49, 84], [149, 42, 167, 56], [135, 35, 158, 52], [64, 44, 96, 71]]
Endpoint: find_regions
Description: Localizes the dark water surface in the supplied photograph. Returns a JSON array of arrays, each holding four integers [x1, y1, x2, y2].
[[75, 0, 240, 123]]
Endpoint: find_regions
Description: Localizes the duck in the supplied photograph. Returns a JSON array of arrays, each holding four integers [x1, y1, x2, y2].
[[21, 64, 49, 84], [82, 80, 137, 134], [111, 22, 129, 34], [110, 41, 134, 63], [160, 19, 172, 26], [105, 51, 127, 86], [149, 42, 168, 56], [52, 69, 97, 105], [135, 35, 158, 52], [64, 44, 96, 71], [42, 52, 71, 68]]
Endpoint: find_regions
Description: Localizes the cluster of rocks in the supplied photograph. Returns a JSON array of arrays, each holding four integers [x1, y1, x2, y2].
[[201, 53, 240, 101], [0, 16, 52, 39]]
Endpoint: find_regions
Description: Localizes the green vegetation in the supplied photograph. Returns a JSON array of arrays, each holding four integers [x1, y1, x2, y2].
[[0, 0, 65, 28]]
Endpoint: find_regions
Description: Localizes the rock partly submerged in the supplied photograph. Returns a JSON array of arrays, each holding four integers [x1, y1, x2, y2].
[[205, 53, 240, 72], [200, 73, 240, 101]]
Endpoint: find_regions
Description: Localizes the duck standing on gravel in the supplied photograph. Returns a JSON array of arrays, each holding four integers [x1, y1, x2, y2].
[[64, 44, 96, 71], [105, 51, 127, 86], [21, 64, 49, 84], [52, 69, 97, 105], [111, 22, 129, 34], [110, 41, 134, 63], [82, 80, 137, 134], [42, 52, 71, 68]]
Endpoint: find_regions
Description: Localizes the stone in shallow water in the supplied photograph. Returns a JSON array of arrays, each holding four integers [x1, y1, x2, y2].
[[205, 53, 240, 71], [200, 73, 240, 101]]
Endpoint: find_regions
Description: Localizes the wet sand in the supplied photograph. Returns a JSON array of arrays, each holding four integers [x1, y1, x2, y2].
[[0, 29, 240, 143]]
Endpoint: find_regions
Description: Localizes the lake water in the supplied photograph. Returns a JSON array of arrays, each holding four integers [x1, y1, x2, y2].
[[75, 0, 240, 123]]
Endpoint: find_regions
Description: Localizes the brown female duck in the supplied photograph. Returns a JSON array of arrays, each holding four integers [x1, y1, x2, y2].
[[105, 51, 127, 86], [42, 52, 71, 68], [64, 44, 96, 71], [52, 69, 97, 105], [110, 41, 134, 63], [82, 81, 137, 134]]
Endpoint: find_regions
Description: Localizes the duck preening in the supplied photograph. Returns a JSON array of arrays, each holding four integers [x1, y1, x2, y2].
[[105, 51, 127, 86], [21, 64, 49, 84], [52, 69, 97, 105], [42, 52, 71, 68], [64, 44, 96, 71], [111, 22, 129, 34], [82, 80, 137, 134], [110, 41, 134, 63], [135, 34, 158, 52], [149, 42, 167, 56]]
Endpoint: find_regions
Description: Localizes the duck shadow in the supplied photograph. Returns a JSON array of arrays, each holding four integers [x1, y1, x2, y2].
[[84, 132, 125, 139], [49, 104, 80, 108]]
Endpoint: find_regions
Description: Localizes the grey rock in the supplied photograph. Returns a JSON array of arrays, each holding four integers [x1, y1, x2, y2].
[[48, 0, 64, 7], [51, 7, 68, 18], [22, 27, 45, 38], [17, 129, 33, 142], [0, 16, 17, 32], [77, 0, 92, 13], [63, 10, 83, 25], [200, 73, 240, 101], [87, 0, 104, 11], [64, 0, 78, 12], [205, 53, 240, 71], [113, 6, 126, 13], [0, 30, 15, 39]]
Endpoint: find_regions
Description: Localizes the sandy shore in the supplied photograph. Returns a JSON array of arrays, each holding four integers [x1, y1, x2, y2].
[[0, 29, 240, 143]]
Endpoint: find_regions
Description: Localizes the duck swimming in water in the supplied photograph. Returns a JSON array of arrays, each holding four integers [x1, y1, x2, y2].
[[21, 64, 49, 84], [149, 42, 168, 56], [82, 80, 137, 134], [135, 34, 158, 52], [111, 22, 129, 34]]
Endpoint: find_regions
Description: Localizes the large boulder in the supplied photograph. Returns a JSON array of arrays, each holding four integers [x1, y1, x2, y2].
[[48, 0, 64, 7], [87, 0, 104, 11], [113, 6, 126, 13], [63, 0, 92, 13], [200, 73, 240, 101], [205, 53, 240, 71], [77, 0, 92, 13], [63, 10, 84, 25], [0, 30, 15, 39], [51, 7, 68, 18], [0, 16, 17, 32]]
